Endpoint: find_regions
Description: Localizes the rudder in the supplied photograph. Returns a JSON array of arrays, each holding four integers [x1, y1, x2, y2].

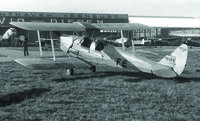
[[159, 44, 188, 76]]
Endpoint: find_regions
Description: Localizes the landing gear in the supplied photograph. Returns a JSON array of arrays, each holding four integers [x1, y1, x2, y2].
[[65, 68, 74, 75], [90, 66, 96, 73]]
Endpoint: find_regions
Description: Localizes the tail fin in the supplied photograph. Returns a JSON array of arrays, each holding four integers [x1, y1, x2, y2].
[[158, 44, 188, 75]]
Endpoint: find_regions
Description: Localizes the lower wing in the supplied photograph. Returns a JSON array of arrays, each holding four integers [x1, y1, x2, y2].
[[15, 57, 94, 70]]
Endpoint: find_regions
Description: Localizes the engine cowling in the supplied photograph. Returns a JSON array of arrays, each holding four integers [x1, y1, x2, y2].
[[60, 35, 74, 53]]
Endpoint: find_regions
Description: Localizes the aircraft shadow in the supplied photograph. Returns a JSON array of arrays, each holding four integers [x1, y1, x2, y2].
[[53, 70, 200, 83], [174, 76, 200, 83], [0, 88, 50, 107], [53, 71, 159, 82]]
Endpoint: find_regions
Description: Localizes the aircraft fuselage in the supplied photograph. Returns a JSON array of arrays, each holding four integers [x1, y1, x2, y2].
[[60, 35, 153, 73]]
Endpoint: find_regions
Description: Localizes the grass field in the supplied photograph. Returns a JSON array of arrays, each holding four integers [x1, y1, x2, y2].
[[0, 46, 200, 121], [0, 54, 7, 57]]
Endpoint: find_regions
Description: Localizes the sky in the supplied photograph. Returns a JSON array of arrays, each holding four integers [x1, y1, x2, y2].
[[1, 0, 200, 18]]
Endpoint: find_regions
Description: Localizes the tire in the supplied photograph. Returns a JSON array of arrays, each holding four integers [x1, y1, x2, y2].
[[90, 66, 96, 73], [65, 68, 74, 75]]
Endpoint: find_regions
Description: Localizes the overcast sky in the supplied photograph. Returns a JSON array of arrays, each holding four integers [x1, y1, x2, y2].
[[1, 0, 200, 18]]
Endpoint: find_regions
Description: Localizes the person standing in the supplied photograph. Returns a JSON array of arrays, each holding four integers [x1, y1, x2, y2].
[[23, 37, 29, 56]]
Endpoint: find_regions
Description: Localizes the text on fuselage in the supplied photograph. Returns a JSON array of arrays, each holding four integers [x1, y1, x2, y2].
[[116, 58, 128, 67]]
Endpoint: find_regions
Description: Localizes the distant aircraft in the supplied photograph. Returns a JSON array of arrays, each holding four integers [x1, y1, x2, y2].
[[10, 22, 188, 78], [2, 28, 16, 39], [113, 37, 128, 44], [0, 28, 16, 41]]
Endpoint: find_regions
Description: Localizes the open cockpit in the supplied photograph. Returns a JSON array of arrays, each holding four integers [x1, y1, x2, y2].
[[60, 34, 106, 57], [78, 36, 105, 52]]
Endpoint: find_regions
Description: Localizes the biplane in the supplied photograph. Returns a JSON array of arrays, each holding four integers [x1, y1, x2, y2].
[[10, 22, 188, 78]]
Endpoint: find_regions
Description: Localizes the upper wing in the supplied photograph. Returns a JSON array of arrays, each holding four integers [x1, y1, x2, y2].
[[82, 23, 151, 31], [10, 22, 85, 31], [10, 22, 150, 31], [15, 57, 93, 70]]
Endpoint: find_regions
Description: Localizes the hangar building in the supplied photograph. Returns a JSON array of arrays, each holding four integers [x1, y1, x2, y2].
[[2, 11, 200, 47], [129, 16, 200, 40]]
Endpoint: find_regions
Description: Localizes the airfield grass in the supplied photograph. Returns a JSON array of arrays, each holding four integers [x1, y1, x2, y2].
[[0, 46, 200, 120]]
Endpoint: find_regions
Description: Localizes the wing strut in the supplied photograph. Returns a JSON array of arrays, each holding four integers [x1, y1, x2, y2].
[[37, 30, 43, 58], [120, 30, 125, 50], [130, 31, 135, 55], [50, 31, 56, 63], [131, 39, 135, 55]]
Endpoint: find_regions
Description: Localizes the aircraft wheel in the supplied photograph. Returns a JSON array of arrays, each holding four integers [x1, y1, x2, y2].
[[90, 66, 96, 73], [65, 68, 74, 75]]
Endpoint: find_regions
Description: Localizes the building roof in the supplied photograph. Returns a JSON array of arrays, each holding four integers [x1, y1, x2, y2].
[[129, 16, 200, 28]]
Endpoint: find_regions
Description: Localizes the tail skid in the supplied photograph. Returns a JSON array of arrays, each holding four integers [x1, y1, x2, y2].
[[158, 44, 188, 76]]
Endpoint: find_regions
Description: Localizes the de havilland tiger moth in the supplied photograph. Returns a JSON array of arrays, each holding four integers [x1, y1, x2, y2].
[[10, 22, 188, 78]]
